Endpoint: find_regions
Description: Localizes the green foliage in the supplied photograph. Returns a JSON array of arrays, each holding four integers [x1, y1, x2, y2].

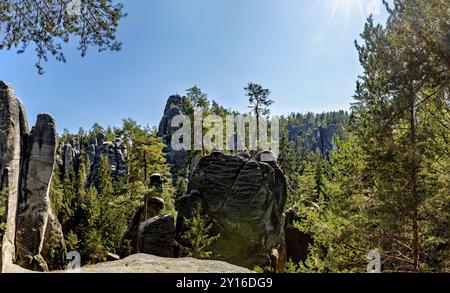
[[83, 229, 109, 264], [65, 231, 79, 253], [186, 86, 210, 110], [252, 266, 264, 273], [291, 0, 450, 273], [0, 0, 126, 74], [245, 82, 274, 148], [121, 118, 170, 182], [181, 205, 220, 259], [175, 177, 188, 201], [245, 82, 274, 118], [278, 111, 349, 209], [284, 259, 302, 273], [296, 135, 370, 273], [50, 120, 175, 265]]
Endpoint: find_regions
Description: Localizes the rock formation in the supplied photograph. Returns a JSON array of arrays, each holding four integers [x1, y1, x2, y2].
[[58, 131, 128, 187], [157, 95, 187, 182], [0, 81, 64, 272], [288, 124, 337, 157], [87, 136, 128, 185], [176, 151, 287, 271], [15, 114, 65, 271], [79, 253, 252, 273], [137, 214, 176, 257], [0, 81, 29, 272]]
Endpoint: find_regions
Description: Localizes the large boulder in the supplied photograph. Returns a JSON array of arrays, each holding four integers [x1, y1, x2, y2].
[[176, 151, 287, 270], [4, 253, 254, 273], [137, 214, 176, 258], [80, 253, 252, 273]]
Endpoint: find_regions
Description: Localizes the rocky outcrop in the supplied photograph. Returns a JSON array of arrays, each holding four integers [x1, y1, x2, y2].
[[176, 151, 287, 270], [4, 253, 253, 273], [79, 253, 252, 273], [288, 124, 337, 157], [15, 114, 65, 271], [58, 131, 128, 187], [118, 197, 166, 258], [137, 214, 176, 258], [158, 95, 187, 182], [315, 125, 336, 156], [87, 137, 128, 186], [62, 142, 77, 177], [0, 81, 29, 272], [0, 82, 64, 272]]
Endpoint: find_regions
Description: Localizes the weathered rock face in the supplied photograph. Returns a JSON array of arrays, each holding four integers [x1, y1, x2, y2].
[[15, 114, 65, 271], [144, 196, 164, 219], [0, 82, 64, 272], [315, 125, 336, 156], [137, 214, 176, 258], [158, 95, 187, 182], [176, 151, 287, 270], [284, 208, 312, 264], [288, 124, 337, 157], [58, 132, 128, 187], [62, 142, 77, 177], [80, 253, 252, 273], [0, 81, 29, 271]]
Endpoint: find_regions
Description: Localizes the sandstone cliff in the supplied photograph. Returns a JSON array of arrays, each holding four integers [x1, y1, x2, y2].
[[0, 81, 64, 272]]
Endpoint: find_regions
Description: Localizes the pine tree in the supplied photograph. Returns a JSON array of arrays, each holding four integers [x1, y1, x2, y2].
[[81, 186, 109, 264], [245, 83, 274, 147], [186, 86, 212, 155], [300, 0, 449, 272], [297, 135, 370, 272], [181, 204, 220, 259], [351, 0, 449, 271], [0, 0, 125, 74]]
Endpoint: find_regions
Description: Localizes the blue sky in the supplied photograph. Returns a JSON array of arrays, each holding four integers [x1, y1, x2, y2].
[[0, 0, 388, 132]]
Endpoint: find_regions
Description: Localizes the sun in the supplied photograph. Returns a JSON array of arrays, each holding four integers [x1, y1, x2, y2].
[[313, 0, 367, 26], [330, 0, 365, 22]]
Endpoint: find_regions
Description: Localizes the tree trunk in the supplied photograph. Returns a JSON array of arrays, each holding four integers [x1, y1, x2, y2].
[[256, 103, 260, 151], [144, 151, 148, 184], [410, 95, 419, 272]]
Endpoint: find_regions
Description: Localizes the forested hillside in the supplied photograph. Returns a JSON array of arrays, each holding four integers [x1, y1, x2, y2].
[[47, 100, 349, 267], [1, 0, 448, 274]]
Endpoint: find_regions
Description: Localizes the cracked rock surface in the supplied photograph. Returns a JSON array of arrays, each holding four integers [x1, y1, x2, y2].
[[177, 151, 287, 270]]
